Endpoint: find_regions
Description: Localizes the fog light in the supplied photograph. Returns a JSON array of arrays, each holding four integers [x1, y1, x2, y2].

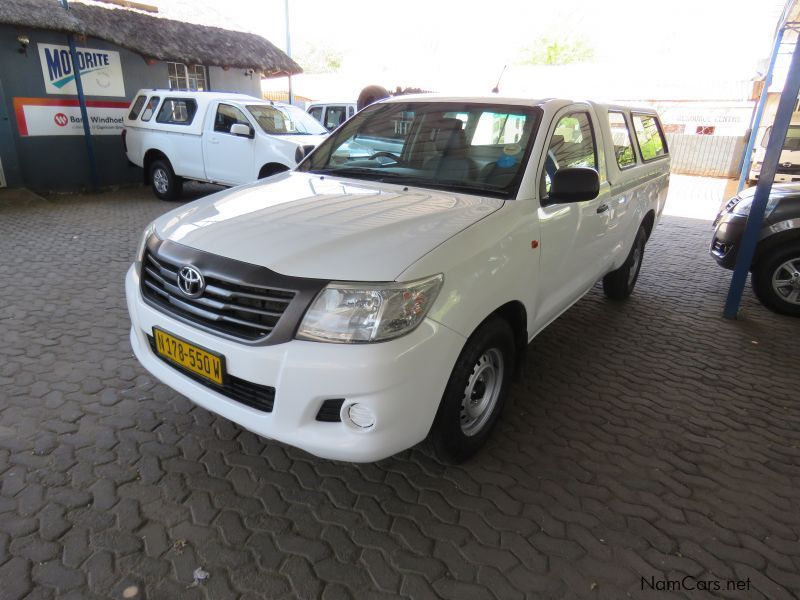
[[347, 403, 375, 429]]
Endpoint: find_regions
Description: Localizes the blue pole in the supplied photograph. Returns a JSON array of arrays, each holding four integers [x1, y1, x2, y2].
[[59, 0, 99, 191], [736, 26, 784, 193], [724, 32, 800, 319]]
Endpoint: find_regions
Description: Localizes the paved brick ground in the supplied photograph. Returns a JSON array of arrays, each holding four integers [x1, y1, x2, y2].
[[1, 180, 799, 600]]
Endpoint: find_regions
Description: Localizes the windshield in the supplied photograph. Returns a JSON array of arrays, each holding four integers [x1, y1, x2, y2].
[[762, 125, 800, 152], [297, 101, 541, 199], [247, 104, 327, 135]]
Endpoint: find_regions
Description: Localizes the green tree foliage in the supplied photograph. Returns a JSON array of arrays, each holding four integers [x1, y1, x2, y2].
[[517, 37, 595, 65], [295, 44, 343, 73]]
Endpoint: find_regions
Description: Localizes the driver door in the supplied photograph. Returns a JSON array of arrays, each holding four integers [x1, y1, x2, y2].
[[203, 103, 256, 185], [534, 106, 612, 328]]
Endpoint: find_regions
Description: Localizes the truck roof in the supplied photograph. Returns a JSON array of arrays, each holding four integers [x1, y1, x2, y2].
[[380, 93, 659, 115], [132, 89, 272, 105]]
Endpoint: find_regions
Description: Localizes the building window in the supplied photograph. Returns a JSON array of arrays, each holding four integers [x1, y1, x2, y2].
[[167, 62, 207, 91]]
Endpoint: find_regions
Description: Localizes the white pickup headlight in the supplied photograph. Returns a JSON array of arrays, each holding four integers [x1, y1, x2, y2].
[[135, 223, 155, 270], [296, 274, 444, 343]]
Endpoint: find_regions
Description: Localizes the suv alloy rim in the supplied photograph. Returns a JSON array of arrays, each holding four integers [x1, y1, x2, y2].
[[460, 348, 504, 437], [628, 242, 642, 287], [772, 257, 800, 305], [153, 168, 169, 194]]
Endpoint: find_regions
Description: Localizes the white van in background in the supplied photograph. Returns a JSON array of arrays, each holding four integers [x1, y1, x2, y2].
[[748, 123, 800, 184], [123, 90, 328, 199], [307, 101, 357, 131]]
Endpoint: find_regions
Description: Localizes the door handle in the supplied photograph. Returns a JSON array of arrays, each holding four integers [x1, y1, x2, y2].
[[209, 138, 220, 144], [596, 203, 609, 214]]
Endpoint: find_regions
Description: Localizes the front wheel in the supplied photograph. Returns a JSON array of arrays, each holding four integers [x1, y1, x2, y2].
[[752, 243, 800, 317], [603, 226, 647, 300], [150, 159, 182, 200], [430, 317, 516, 463]]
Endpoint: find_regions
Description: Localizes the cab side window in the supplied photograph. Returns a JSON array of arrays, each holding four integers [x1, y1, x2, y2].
[[128, 95, 146, 120], [608, 111, 636, 169], [325, 106, 348, 130], [541, 111, 596, 196], [214, 103, 250, 134], [632, 114, 668, 161], [140, 96, 160, 122], [156, 98, 197, 125], [308, 106, 323, 122]]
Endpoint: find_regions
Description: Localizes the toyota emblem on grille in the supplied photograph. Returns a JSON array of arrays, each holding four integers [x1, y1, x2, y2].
[[177, 266, 205, 298], [783, 161, 793, 168]]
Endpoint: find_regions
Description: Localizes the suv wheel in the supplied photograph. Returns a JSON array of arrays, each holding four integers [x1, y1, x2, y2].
[[603, 226, 647, 300], [752, 242, 800, 317], [431, 317, 515, 463], [150, 159, 183, 200]]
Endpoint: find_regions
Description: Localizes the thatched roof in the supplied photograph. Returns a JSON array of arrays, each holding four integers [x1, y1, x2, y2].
[[1, 0, 301, 76]]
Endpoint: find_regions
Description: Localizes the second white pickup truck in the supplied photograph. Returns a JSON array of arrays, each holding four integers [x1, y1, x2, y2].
[[123, 90, 328, 199]]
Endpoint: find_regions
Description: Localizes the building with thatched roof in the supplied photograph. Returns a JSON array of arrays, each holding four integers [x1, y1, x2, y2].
[[0, 0, 301, 190]]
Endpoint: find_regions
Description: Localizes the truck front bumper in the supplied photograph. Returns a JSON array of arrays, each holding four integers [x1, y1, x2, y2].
[[126, 265, 466, 462]]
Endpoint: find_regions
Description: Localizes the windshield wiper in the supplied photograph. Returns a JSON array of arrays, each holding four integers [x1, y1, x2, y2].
[[381, 176, 505, 197], [308, 167, 391, 181]]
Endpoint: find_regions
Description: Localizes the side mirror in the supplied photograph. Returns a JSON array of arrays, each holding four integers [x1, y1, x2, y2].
[[547, 167, 600, 203], [230, 123, 253, 138]]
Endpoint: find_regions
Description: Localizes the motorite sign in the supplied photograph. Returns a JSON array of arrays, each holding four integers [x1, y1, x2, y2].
[[13, 98, 129, 137], [37, 43, 125, 97]]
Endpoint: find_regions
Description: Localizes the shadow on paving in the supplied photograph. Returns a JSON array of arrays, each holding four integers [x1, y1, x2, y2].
[[0, 186, 798, 600]]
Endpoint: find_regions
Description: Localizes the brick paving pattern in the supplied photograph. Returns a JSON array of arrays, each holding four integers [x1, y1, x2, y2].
[[0, 182, 799, 599]]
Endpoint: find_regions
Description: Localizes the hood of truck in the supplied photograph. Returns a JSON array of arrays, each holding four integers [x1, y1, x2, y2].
[[154, 172, 503, 280], [278, 134, 327, 148]]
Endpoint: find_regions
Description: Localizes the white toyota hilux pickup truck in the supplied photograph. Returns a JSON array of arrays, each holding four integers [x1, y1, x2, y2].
[[126, 95, 670, 463], [122, 90, 328, 199]]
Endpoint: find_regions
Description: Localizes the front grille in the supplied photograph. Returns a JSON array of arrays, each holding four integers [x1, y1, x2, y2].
[[724, 196, 740, 212], [141, 250, 295, 341], [777, 163, 800, 175], [147, 336, 275, 412]]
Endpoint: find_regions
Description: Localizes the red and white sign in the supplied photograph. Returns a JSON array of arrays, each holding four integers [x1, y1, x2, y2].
[[13, 97, 129, 137]]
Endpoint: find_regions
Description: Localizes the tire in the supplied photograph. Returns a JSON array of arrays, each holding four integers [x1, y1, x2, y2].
[[430, 317, 516, 463], [603, 226, 647, 300], [149, 159, 182, 200], [751, 242, 800, 317]]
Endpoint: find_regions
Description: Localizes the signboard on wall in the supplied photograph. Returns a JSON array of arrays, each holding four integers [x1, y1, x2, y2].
[[37, 43, 125, 97], [13, 98, 129, 137]]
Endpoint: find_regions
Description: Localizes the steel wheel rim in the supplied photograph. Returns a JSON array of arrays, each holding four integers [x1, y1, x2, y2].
[[460, 348, 504, 437], [628, 242, 642, 287], [153, 168, 169, 194], [771, 257, 800, 305]]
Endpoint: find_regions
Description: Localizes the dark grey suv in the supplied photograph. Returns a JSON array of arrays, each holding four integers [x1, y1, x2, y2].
[[711, 183, 800, 316]]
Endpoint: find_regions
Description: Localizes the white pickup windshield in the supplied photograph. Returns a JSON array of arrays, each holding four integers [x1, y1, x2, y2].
[[247, 104, 327, 135], [298, 101, 541, 199]]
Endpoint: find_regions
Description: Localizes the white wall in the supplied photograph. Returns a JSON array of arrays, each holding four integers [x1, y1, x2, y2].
[[208, 66, 262, 97]]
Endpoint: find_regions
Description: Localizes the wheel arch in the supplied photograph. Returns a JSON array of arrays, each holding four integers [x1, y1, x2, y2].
[[754, 228, 800, 268], [143, 149, 170, 184], [258, 162, 291, 179], [641, 209, 656, 240], [468, 300, 528, 378]]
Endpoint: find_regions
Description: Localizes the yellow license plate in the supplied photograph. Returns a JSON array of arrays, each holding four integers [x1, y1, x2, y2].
[[153, 328, 224, 385]]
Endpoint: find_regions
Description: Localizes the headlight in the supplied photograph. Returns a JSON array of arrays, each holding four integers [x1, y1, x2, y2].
[[731, 196, 779, 217], [296, 274, 444, 343], [753, 162, 762, 172], [135, 223, 155, 271]]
